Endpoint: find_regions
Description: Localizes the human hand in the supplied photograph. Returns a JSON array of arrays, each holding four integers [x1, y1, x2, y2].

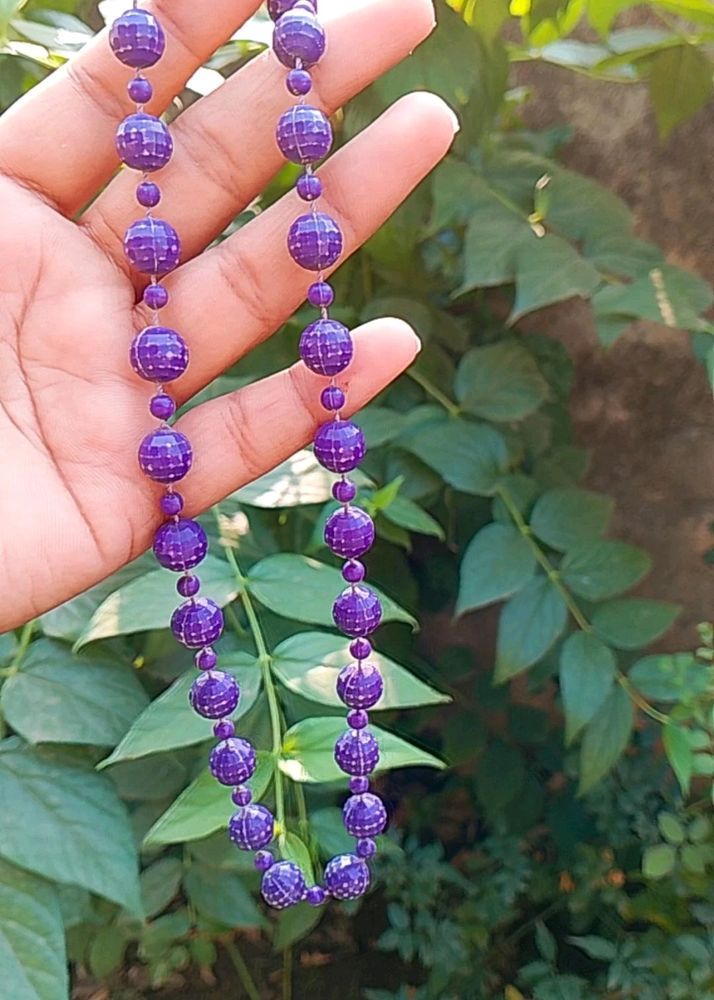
[[0, 0, 456, 631]]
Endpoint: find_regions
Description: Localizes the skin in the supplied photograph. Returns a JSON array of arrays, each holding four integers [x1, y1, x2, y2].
[[0, 0, 457, 631]]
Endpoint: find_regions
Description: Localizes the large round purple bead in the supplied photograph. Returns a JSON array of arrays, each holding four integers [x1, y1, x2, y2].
[[324, 854, 371, 900], [153, 519, 207, 572], [336, 662, 384, 709], [288, 212, 342, 271], [343, 793, 388, 838], [273, 10, 326, 68], [130, 326, 188, 383], [210, 737, 256, 786], [334, 728, 380, 776], [109, 9, 165, 69], [172, 598, 224, 648], [333, 585, 382, 637], [261, 861, 307, 909], [324, 507, 374, 558], [229, 804, 275, 850], [138, 427, 192, 483], [268, 0, 316, 21], [299, 319, 353, 376], [277, 105, 332, 165], [189, 670, 239, 719], [116, 113, 173, 171], [124, 218, 181, 275], [314, 421, 365, 473]]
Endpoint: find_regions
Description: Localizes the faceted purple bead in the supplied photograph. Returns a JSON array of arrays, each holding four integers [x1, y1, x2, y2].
[[195, 647, 217, 671], [138, 427, 192, 483], [128, 75, 153, 104], [333, 585, 382, 637], [136, 180, 161, 207], [261, 861, 307, 909], [144, 283, 169, 309], [325, 507, 374, 558], [214, 720, 235, 740], [337, 662, 383, 709], [288, 212, 342, 271], [333, 480, 356, 503], [287, 68, 312, 96], [130, 326, 188, 382], [268, 0, 316, 21], [210, 737, 257, 786], [116, 113, 173, 172], [314, 421, 365, 473], [321, 386, 345, 412], [308, 281, 334, 308], [177, 574, 200, 598], [357, 838, 377, 859], [232, 786, 252, 806], [229, 804, 275, 851], [109, 10, 165, 69], [150, 393, 175, 420], [161, 491, 183, 516], [307, 885, 327, 907], [334, 728, 380, 776], [343, 792, 387, 838], [277, 106, 332, 165], [172, 598, 224, 648], [189, 670, 239, 719], [153, 518, 207, 571], [124, 217, 181, 275], [296, 173, 322, 202], [273, 10, 326, 68], [255, 850, 274, 872], [300, 319, 353, 376], [324, 854, 371, 900]]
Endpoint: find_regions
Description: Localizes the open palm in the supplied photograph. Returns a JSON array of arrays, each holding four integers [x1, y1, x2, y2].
[[0, 0, 455, 631]]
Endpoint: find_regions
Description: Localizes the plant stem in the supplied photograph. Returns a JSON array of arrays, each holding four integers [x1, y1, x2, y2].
[[407, 368, 461, 417], [224, 939, 262, 1000], [7, 619, 36, 674], [282, 946, 293, 1000]]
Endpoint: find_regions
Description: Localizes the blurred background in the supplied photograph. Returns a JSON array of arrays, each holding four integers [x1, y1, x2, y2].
[[0, 1, 713, 998]]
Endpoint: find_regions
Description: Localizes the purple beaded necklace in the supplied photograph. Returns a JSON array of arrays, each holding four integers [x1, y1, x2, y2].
[[110, 0, 388, 911]]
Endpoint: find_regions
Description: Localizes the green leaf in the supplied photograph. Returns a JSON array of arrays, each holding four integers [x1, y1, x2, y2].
[[530, 488, 613, 551], [247, 554, 416, 629], [657, 812, 685, 845], [0, 740, 141, 914], [184, 865, 264, 928], [648, 43, 714, 138], [495, 577, 567, 682], [455, 342, 549, 421], [592, 599, 680, 650], [1, 639, 148, 747], [509, 233, 601, 323], [663, 725, 694, 796], [0, 857, 67, 1000], [629, 652, 710, 701], [75, 556, 239, 648], [272, 632, 449, 709], [559, 633, 617, 744], [144, 754, 274, 847], [88, 926, 128, 978], [681, 843, 713, 875], [401, 417, 509, 496], [99, 653, 261, 767], [381, 496, 445, 540], [578, 685, 633, 793], [592, 264, 713, 333], [283, 832, 315, 885], [560, 539, 651, 601], [273, 902, 323, 950], [280, 718, 445, 783], [141, 858, 183, 920], [535, 920, 557, 964], [234, 449, 369, 508], [567, 935, 617, 961], [642, 843, 677, 879], [457, 523, 537, 614]]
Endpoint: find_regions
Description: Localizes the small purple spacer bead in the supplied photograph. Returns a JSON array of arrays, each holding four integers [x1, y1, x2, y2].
[[144, 283, 169, 309], [324, 854, 371, 901], [299, 319, 353, 376], [277, 105, 332, 165], [128, 75, 153, 104], [288, 212, 342, 271], [214, 719, 235, 740], [308, 281, 334, 308], [109, 9, 165, 69], [334, 728, 380, 776], [325, 507, 374, 559], [349, 638, 372, 661], [116, 113, 173, 171], [153, 518, 207, 572], [343, 792, 388, 838], [268, 0, 316, 20], [350, 776, 370, 794], [357, 838, 377, 859], [287, 68, 312, 96], [337, 662, 383, 709], [195, 646, 217, 671], [131, 326, 188, 382], [172, 598, 224, 648], [343, 560, 366, 584], [347, 708, 368, 729], [314, 421, 365, 474], [190, 670, 239, 719], [333, 480, 357, 504], [333, 585, 383, 637], [296, 173, 322, 202], [124, 217, 181, 275], [230, 804, 275, 851], [273, 10, 326, 68], [255, 850, 274, 872], [321, 386, 345, 412], [138, 427, 192, 483], [232, 786, 252, 806], [150, 392, 175, 420], [261, 861, 307, 909], [307, 885, 327, 907], [136, 180, 161, 208], [160, 491, 183, 516], [210, 737, 257, 786], [177, 574, 200, 598]]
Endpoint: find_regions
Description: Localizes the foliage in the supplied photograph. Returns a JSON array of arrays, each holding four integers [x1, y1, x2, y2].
[[0, 0, 712, 997]]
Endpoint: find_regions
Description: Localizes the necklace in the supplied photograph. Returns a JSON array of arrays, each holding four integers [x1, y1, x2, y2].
[[110, 0, 388, 910]]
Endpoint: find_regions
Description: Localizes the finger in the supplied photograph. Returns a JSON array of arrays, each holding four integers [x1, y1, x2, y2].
[[151, 92, 457, 403], [83, 0, 436, 265], [177, 319, 420, 513], [0, 0, 263, 213]]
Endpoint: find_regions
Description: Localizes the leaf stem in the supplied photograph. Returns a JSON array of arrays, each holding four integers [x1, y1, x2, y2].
[[7, 619, 36, 674], [224, 939, 262, 1000], [407, 368, 461, 417]]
